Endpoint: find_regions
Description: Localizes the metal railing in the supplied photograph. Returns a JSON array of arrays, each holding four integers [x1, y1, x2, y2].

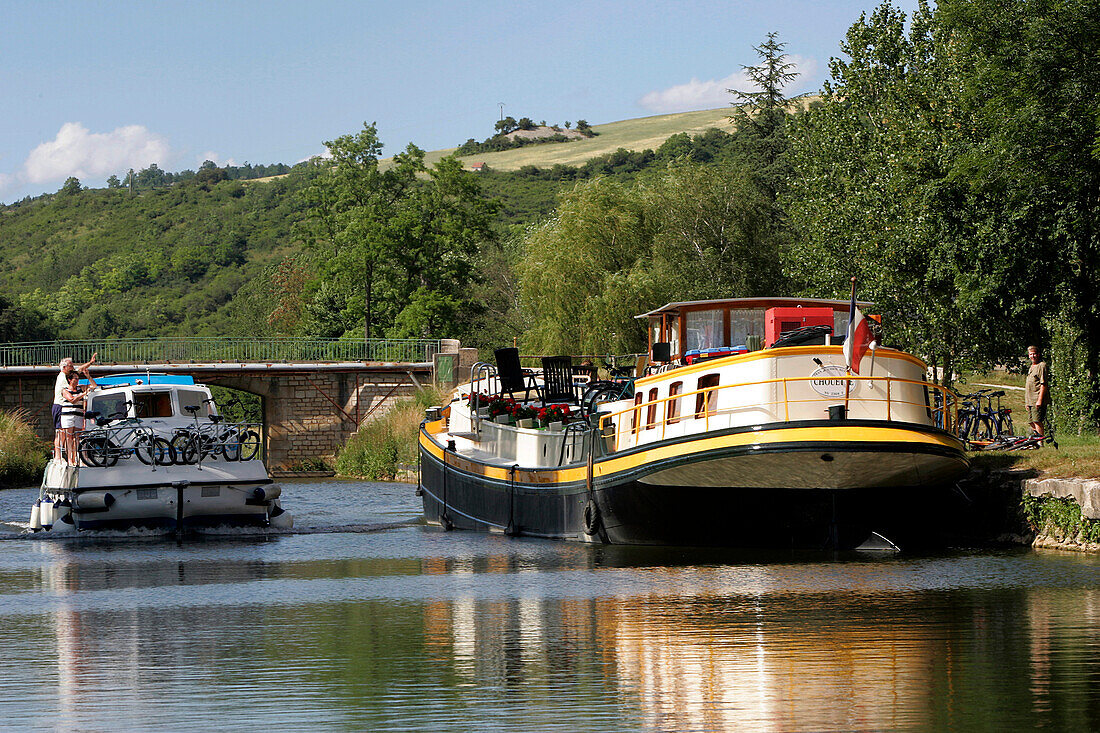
[[0, 337, 443, 367], [597, 374, 959, 452]]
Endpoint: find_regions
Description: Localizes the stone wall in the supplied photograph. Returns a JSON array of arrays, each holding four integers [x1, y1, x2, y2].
[[0, 375, 58, 436]]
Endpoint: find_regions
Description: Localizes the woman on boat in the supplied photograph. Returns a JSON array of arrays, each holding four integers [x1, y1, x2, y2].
[[60, 372, 98, 466]]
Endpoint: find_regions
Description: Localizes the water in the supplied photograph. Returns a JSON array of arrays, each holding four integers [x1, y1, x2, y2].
[[1, 480, 1099, 731]]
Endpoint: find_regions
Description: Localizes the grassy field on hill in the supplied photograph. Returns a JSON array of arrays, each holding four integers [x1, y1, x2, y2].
[[418, 107, 739, 171]]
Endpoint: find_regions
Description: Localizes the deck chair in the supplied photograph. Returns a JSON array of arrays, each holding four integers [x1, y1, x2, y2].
[[494, 347, 539, 401], [540, 356, 577, 405]]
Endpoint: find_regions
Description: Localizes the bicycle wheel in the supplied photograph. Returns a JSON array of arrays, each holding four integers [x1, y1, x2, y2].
[[220, 430, 242, 461], [999, 413, 1014, 438], [135, 434, 159, 465], [238, 430, 261, 461], [78, 436, 115, 467], [151, 437, 176, 466], [169, 433, 197, 464]]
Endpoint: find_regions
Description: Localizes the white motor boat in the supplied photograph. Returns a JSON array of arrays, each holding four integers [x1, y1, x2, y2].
[[30, 373, 291, 533]]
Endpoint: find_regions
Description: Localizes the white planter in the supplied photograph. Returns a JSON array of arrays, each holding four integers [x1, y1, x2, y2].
[[495, 415, 511, 424], [548, 421, 564, 432], [517, 418, 535, 429], [477, 407, 491, 419]]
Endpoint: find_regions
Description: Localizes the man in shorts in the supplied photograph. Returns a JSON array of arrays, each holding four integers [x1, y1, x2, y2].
[[52, 352, 96, 459], [1024, 345, 1049, 437]]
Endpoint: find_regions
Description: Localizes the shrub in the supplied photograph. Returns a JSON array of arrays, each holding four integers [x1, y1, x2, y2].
[[336, 387, 445, 480], [0, 409, 49, 488]]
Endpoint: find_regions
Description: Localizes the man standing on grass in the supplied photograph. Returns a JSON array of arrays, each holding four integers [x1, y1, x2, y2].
[[1025, 345, 1049, 437], [52, 352, 96, 459]]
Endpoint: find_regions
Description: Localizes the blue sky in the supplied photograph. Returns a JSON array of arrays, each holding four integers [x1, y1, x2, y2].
[[0, 0, 919, 203]]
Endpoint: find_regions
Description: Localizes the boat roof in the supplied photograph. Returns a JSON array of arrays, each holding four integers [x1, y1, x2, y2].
[[78, 373, 197, 388], [635, 297, 874, 319]]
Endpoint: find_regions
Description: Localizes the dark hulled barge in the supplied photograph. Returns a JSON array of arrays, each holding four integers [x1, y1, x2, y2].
[[418, 298, 968, 549]]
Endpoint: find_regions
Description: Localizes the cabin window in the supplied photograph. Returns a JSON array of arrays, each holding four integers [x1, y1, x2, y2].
[[834, 311, 849, 343], [132, 391, 173, 418], [631, 392, 643, 434], [731, 309, 765, 349], [646, 388, 659, 429], [177, 389, 213, 418], [685, 310, 724, 352], [666, 382, 683, 425], [667, 315, 680, 356], [694, 374, 720, 418], [88, 394, 128, 421]]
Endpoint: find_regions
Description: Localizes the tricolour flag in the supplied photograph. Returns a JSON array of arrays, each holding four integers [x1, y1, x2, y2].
[[843, 293, 875, 375]]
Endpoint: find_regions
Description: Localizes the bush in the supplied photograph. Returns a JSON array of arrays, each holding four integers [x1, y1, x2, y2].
[[0, 409, 49, 488], [335, 387, 445, 480]]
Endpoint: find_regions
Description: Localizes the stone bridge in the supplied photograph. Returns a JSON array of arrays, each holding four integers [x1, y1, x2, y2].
[[0, 338, 478, 472]]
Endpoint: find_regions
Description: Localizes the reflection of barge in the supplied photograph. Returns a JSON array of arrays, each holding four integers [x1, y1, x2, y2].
[[31, 374, 291, 533], [419, 298, 968, 549]]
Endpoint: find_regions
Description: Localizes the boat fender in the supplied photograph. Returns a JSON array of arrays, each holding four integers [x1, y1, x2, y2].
[[74, 492, 116, 511], [268, 502, 294, 529], [583, 500, 601, 536], [40, 497, 55, 530], [252, 484, 281, 502], [29, 500, 42, 532]]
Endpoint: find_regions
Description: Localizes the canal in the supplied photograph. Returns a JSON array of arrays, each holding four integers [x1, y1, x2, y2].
[[1, 480, 1099, 731]]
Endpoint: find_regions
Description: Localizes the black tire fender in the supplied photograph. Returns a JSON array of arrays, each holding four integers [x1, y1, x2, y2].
[[583, 499, 601, 536]]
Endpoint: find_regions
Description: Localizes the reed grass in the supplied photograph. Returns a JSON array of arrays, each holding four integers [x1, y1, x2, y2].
[[336, 387, 446, 480], [0, 409, 49, 488]]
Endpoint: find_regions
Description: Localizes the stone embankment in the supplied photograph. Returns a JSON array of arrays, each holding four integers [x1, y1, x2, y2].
[[1024, 477, 1100, 552]]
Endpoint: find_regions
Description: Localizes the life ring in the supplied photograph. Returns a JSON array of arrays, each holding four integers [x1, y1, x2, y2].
[[583, 499, 601, 535]]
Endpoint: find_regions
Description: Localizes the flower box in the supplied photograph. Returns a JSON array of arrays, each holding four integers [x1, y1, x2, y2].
[[517, 418, 535, 429]]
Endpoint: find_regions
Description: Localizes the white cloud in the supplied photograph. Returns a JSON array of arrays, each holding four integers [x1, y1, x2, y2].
[[639, 56, 819, 113], [198, 151, 237, 167], [21, 122, 170, 184]]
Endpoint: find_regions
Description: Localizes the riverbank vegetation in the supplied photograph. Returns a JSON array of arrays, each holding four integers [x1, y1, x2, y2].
[[0, 410, 49, 488], [335, 387, 445, 480]]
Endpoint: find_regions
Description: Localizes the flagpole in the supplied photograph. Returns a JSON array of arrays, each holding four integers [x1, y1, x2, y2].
[[844, 276, 856, 417]]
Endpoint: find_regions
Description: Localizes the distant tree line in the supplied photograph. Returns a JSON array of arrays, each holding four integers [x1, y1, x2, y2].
[[456, 117, 596, 156]]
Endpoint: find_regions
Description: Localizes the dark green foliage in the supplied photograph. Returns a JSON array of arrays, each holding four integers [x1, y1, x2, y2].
[[0, 168, 310, 338], [1023, 494, 1100, 544], [0, 295, 52, 342]]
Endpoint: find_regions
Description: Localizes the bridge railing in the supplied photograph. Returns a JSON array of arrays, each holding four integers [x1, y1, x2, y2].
[[0, 338, 443, 367]]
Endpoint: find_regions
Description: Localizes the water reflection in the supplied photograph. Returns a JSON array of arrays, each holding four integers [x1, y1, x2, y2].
[[2, 514, 1099, 730]]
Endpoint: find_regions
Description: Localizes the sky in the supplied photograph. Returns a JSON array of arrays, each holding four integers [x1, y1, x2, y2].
[[0, 0, 921, 203]]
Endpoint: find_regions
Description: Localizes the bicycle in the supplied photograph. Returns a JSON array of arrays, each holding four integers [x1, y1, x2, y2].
[[78, 407, 174, 467]]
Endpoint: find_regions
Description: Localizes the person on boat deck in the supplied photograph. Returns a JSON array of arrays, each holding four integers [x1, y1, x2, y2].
[[1025, 345, 1050, 438], [60, 371, 99, 466], [52, 352, 96, 459]]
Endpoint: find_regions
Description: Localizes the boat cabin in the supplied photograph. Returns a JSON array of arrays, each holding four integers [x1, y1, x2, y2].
[[637, 297, 873, 364], [80, 373, 218, 424]]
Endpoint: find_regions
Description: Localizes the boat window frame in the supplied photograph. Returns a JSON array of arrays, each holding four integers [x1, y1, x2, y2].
[[666, 381, 683, 425], [694, 373, 720, 418], [631, 391, 643, 434], [645, 387, 659, 429], [131, 390, 174, 419]]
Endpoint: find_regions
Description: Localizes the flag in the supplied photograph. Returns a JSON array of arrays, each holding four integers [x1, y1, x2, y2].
[[843, 294, 874, 375]]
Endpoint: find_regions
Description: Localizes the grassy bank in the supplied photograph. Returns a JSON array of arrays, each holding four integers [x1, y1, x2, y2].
[[0, 409, 49, 488], [336, 387, 445, 481], [959, 371, 1100, 478]]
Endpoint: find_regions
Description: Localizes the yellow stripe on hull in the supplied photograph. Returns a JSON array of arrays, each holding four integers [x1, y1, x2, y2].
[[421, 421, 967, 489]]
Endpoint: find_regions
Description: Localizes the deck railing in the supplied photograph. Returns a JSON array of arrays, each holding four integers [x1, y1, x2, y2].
[[0, 337, 442, 367], [597, 374, 959, 452]]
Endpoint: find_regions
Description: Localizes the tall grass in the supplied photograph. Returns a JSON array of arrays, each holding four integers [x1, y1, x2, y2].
[[336, 387, 446, 480], [0, 409, 49, 488]]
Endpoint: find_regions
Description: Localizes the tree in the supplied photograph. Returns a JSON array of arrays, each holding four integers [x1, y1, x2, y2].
[[106, 175, 122, 189], [59, 177, 82, 195], [494, 116, 518, 135], [520, 161, 784, 355]]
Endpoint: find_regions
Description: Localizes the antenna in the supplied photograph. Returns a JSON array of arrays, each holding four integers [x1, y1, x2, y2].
[[498, 102, 505, 121]]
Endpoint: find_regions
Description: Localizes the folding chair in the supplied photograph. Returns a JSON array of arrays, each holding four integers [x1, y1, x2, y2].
[[494, 347, 539, 401]]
